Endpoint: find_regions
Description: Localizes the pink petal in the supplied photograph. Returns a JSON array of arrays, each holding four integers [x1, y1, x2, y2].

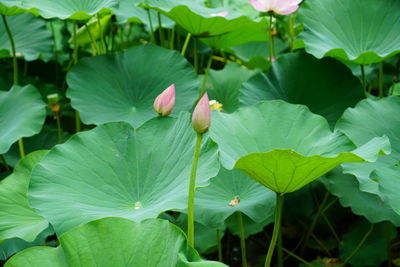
[[153, 84, 176, 116], [192, 93, 211, 134], [211, 11, 229, 17], [248, 0, 267, 12], [275, 4, 299, 15]]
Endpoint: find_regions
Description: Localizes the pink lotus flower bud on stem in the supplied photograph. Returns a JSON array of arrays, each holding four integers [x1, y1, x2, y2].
[[153, 84, 176, 116], [192, 93, 211, 134], [248, 0, 303, 15]]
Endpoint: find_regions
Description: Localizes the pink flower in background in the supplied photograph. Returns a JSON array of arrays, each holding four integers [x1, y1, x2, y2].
[[248, 0, 303, 15], [192, 93, 211, 134], [153, 84, 176, 116], [210, 11, 229, 17]]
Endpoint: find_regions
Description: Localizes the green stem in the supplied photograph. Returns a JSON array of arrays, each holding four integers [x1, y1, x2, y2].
[[181, 32, 192, 56], [2, 15, 18, 85], [386, 221, 393, 267], [96, 13, 107, 54], [342, 224, 374, 266], [146, 9, 155, 43], [282, 247, 313, 267], [194, 38, 199, 74], [379, 62, 384, 97], [84, 22, 99, 55], [264, 193, 284, 267], [200, 56, 213, 96], [187, 133, 203, 247], [300, 191, 330, 256], [360, 65, 366, 90], [72, 21, 81, 132], [49, 20, 60, 85], [170, 27, 175, 50], [56, 113, 63, 144], [321, 213, 341, 243], [157, 12, 164, 47], [268, 13, 274, 62], [216, 229, 223, 262], [237, 212, 248, 267], [288, 14, 295, 52], [0, 155, 10, 171], [277, 196, 285, 267], [18, 139, 25, 158]]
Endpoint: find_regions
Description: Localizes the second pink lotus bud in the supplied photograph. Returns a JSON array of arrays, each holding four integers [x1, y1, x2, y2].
[[153, 84, 176, 116], [192, 93, 211, 134]]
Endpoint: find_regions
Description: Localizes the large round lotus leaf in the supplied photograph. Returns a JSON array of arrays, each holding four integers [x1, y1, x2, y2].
[[19, 0, 118, 20], [5, 218, 227, 267], [206, 63, 255, 113], [194, 168, 275, 228], [0, 85, 46, 154], [29, 113, 219, 234], [322, 168, 400, 226], [67, 44, 199, 127], [141, 0, 268, 48], [240, 52, 365, 126], [0, 13, 52, 61], [210, 100, 389, 193], [0, 151, 48, 242], [336, 97, 400, 214], [298, 0, 400, 64], [0, 1, 27, 16]]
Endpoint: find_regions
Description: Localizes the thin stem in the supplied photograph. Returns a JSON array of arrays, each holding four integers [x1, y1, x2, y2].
[[157, 12, 164, 47], [146, 9, 155, 43], [49, 20, 60, 85], [18, 139, 25, 158], [379, 62, 384, 97], [84, 22, 99, 56], [0, 155, 10, 171], [268, 14, 274, 62], [360, 65, 366, 90], [169, 27, 175, 50], [342, 224, 374, 266], [386, 221, 393, 267], [288, 14, 295, 52], [282, 247, 313, 267], [237, 212, 248, 267], [72, 21, 81, 132], [187, 133, 203, 247], [2, 15, 18, 85], [321, 213, 341, 243], [200, 56, 213, 96], [56, 113, 63, 144], [194, 38, 199, 74], [300, 191, 330, 256], [216, 229, 223, 262], [96, 13, 107, 54], [277, 196, 285, 267], [181, 33, 192, 56], [264, 193, 284, 267]]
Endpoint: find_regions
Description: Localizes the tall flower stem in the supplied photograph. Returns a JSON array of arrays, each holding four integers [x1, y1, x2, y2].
[[277, 196, 285, 267], [360, 65, 366, 90], [200, 56, 213, 96], [2, 15, 18, 85], [237, 211, 248, 267], [187, 133, 203, 247], [264, 193, 284, 267], [157, 12, 164, 47], [181, 33, 192, 56], [72, 21, 81, 132], [216, 229, 223, 262], [146, 9, 155, 43], [268, 13, 275, 62]]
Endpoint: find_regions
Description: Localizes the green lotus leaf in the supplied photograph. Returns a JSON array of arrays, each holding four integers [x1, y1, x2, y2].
[[66, 44, 199, 127], [206, 63, 255, 113], [0, 1, 27, 16], [298, 0, 400, 64], [322, 168, 400, 226], [0, 85, 46, 154], [240, 52, 365, 126], [20, 0, 118, 20], [0, 13, 52, 61], [210, 100, 389, 193], [5, 217, 227, 267], [336, 97, 400, 214], [29, 113, 219, 234], [69, 14, 111, 46], [0, 151, 48, 242], [195, 168, 275, 228], [140, 0, 268, 48]]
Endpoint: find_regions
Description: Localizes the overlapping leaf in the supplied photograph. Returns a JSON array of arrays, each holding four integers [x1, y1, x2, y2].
[[29, 113, 219, 234], [5, 218, 227, 267]]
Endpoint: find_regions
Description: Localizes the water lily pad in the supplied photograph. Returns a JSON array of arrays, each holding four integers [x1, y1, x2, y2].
[[206, 63, 255, 113], [0, 151, 48, 242], [210, 100, 389, 193], [240, 52, 365, 126], [66, 44, 199, 127], [336, 97, 400, 215], [21, 0, 118, 20], [299, 0, 400, 64], [195, 168, 275, 228], [0, 13, 52, 61], [0, 85, 46, 154], [29, 113, 219, 234], [141, 0, 268, 48], [5, 217, 227, 267]]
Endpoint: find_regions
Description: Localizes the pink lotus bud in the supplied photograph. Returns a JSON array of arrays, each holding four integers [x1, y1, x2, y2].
[[248, 0, 303, 15], [192, 93, 211, 134], [153, 84, 176, 116]]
